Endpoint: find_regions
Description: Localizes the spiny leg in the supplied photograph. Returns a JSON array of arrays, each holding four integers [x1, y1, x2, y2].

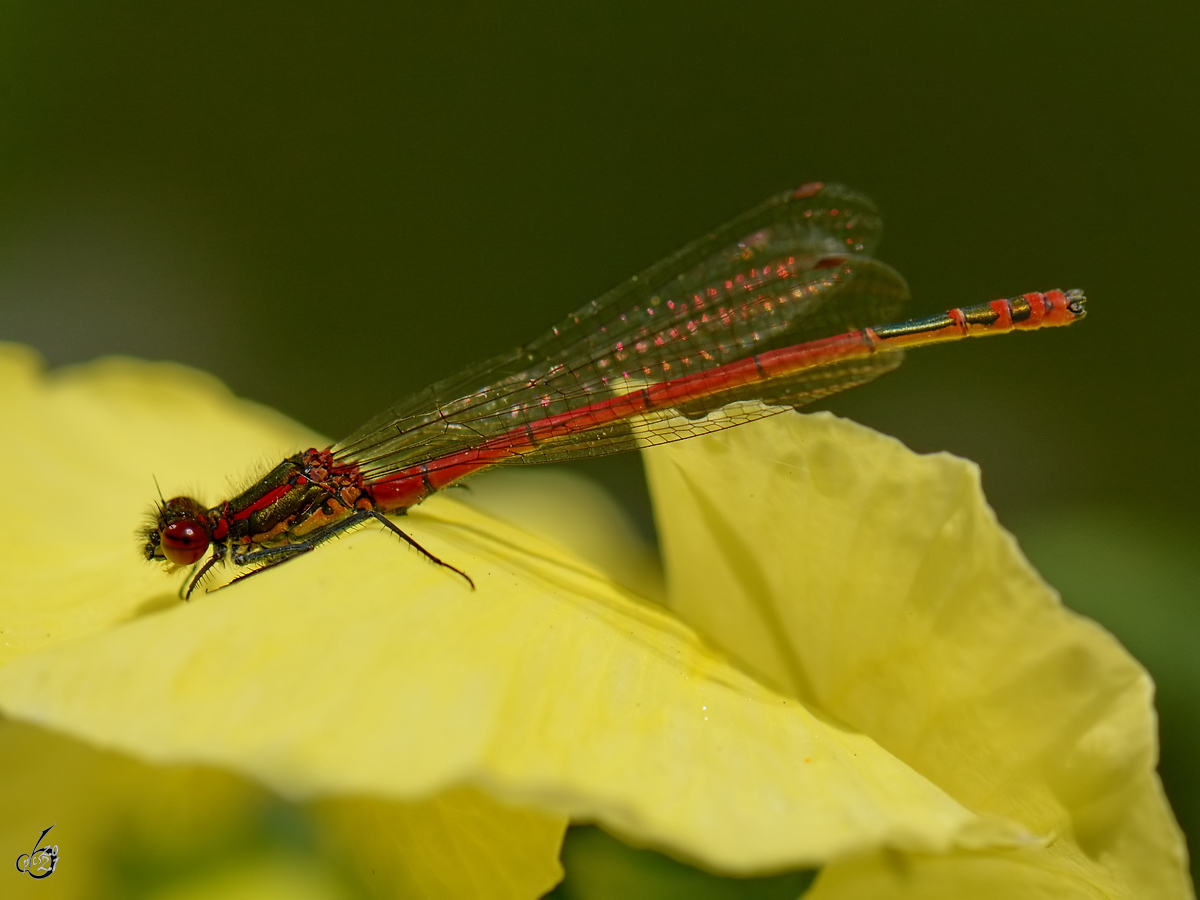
[[221, 542, 318, 592], [183, 549, 226, 600], [216, 509, 381, 593], [203, 509, 474, 596], [368, 510, 475, 589]]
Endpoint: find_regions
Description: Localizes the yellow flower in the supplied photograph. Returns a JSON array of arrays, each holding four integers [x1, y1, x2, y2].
[[644, 412, 1193, 897], [0, 343, 1190, 898]]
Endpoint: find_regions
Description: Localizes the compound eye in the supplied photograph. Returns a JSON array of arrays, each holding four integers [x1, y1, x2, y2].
[[161, 519, 210, 565]]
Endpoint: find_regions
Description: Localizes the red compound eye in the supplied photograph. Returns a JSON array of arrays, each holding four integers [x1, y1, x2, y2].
[[161, 519, 211, 565]]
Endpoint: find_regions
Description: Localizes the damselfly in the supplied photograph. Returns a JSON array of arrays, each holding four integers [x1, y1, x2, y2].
[[142, 182, 1086, 598]]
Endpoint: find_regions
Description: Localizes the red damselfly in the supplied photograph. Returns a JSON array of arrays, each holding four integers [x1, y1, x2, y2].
[[142, 182, 1086, 598]]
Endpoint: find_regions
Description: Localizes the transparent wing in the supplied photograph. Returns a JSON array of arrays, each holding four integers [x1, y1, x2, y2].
[[458, 262, 908, 468], [335, 183, 907, 477]]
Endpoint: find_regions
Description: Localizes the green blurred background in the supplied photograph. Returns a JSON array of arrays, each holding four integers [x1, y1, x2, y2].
[[1, 0, 1196, 889]]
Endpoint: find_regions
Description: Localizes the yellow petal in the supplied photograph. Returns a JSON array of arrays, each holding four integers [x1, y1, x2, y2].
[[2, 716, 563, 900], [457, 468, 664, 601], [644, 411, 1191, 896], [807, 844, 1126, 899], [0, 345, 1024, 873], [310, 787, 565, 899], [0, 717, 340, 900], [141, 856, 354, 900]]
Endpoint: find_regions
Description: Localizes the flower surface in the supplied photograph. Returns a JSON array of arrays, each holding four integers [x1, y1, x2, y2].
[[645, 406, 1192, 898], [0, 343, 1190, 898]]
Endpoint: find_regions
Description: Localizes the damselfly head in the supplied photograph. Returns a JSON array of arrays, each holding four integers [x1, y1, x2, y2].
[[142, 496, 212, 566]]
